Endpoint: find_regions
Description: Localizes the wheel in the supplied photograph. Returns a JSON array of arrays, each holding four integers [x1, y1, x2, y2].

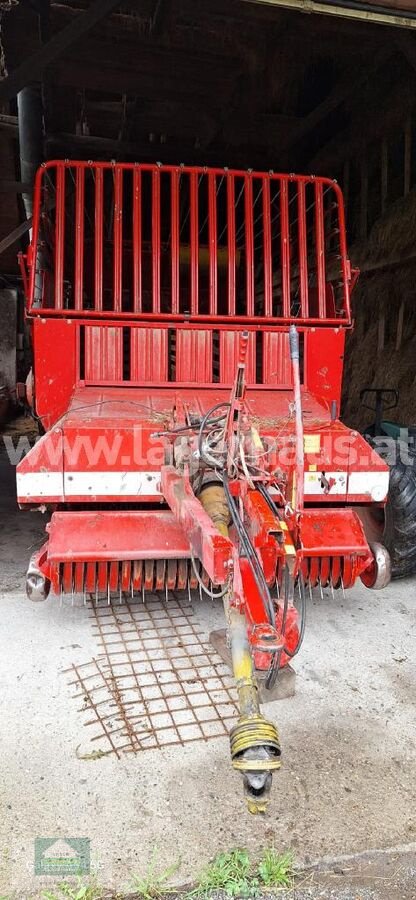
[[362, 440, 416, 579]]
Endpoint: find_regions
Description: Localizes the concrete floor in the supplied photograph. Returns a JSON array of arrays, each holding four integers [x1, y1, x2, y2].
[[1, 441, 416, 897]]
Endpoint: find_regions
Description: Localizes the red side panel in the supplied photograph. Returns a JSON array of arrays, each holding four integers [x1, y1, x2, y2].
[[130, 328, 168, 381], [84, 326, 123, 381], [220, 331, 256, 383], [176, 330, 213, 383], [263, 332, 291, 386], [47, 510, 191, 561], [305, 328, 345, 412], [32, 318, 78, 428]]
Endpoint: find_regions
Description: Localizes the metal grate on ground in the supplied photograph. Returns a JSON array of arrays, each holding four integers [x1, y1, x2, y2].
[[67, 597, 238, 757]]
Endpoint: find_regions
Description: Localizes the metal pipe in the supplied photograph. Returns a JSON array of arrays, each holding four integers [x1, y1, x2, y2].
[[225, 595, 281, 814], [289, 324, 304, 512], [17, 85, 44, 305], [17, 85, 43, 221]]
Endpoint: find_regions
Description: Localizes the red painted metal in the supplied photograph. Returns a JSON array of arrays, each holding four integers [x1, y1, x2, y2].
[[262, 176, 272, 318], [18, 158, 390, 701], [47, 510, 192, 561], [132, 167, 142, 313], [74, 168, 84, 311], [54, 165, 65, 311], [315, 181, 326, 319], [280, 179, 291, 318], [114, 167, 123, 312], [297, 181, 308, 319], [26, 161, 352, 325], [227, 173, 236, 316], [160, 466, 236, 589], [244, 175, 255, 317], [94, 167, 103, 312], [190, 171, 199, 315], [170, 169, 180, 315], [208, 172, 218, 315], [152, 168, 161, 315]]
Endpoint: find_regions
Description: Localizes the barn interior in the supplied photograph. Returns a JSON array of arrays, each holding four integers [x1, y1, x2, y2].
[[1, 2, 416, 897], [1, 0, 416, 429]]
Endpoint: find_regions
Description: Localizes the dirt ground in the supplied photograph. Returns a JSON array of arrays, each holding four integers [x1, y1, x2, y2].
[[0, 436, 415, 899]]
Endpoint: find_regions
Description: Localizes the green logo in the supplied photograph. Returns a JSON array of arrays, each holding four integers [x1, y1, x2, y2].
[[34, 839, 90, 876]]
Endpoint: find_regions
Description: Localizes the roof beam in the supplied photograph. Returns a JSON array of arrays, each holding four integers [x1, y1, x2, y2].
[[0, 113, 18, 134], [0, 180, 30, 193], [0, 0, 122, 103], [243, 0, 416, 29], [0, 218, 32, 257], [280, 47, 390, 156], [396, 31, 416, 70]]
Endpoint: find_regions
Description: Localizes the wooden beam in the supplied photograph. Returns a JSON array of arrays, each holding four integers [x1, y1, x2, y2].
[[381, 137, 388, 213], [404, 114, 412, 195], [0, 0, 122, 103], [0, 113, 18, 134], [359, 150, 368, 241], [150, 0, 172, 36], [0, 180, 30, 193], [308, 76, 414, 173], [282, 49, 389, 156], [396, 31, 416, 70], [244, 0, 416, 30], [0, 218, 32, 257], [44, 130, 272, 168]]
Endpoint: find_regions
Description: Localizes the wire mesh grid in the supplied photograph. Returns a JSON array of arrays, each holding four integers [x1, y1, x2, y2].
[[67, 596, 238, 757]]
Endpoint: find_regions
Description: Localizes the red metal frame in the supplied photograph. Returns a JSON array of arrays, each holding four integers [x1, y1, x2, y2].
[[18, 159, 388, 666], [26, 161, 352, 327]]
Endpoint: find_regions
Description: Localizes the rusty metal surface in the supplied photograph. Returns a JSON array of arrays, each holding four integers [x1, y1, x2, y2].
[[67, 597, 238, 757]]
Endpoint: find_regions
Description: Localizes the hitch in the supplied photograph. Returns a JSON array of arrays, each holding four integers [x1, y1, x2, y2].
[[225, 597, 281, 814]]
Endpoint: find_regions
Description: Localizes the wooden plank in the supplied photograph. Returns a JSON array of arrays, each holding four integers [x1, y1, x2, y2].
[[281, 49, 390, 155], [360, 151, 368, 241], [0, 0, 122, 103], [0, 218, 32, 256], [381, 137, 388, 213], [404, 115, 412, 195], [0, 114, 18, 134], [0, 180, 30, 194]]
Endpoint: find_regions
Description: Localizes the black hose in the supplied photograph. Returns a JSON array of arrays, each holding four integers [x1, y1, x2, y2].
[[198, 402, 230, 468], [223, 472, 276, 629]]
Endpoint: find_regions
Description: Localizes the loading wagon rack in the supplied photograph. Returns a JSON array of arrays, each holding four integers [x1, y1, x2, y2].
[[18, 161, 390, 812]]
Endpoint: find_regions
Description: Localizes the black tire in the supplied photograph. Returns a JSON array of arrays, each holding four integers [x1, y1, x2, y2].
[[366, 440, 416, 579]]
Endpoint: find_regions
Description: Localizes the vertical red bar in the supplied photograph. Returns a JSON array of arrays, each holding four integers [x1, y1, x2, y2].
[[152, 168, 161, 314], [28, 166, 45, 309], [315, 181, 326, 318], [94, 167, 103, 311], [113, 167, 123, 312], [190, 172, 199, 315], [132, 167, 142, 313], [245, 175, 254, 316], [227, 174, 236, 317], [74, 167, 85, 311], [333, 183, 350, 320], [208, 172, 217, 315], [171, 169, 180, 314], [54, 165, 65, 310], [262, 176, 272, 317], [280, 179, 290, 318], [297, 181, 308, 318]]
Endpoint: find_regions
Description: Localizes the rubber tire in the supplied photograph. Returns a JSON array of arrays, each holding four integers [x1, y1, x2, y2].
[[368, 440, 416, 579]]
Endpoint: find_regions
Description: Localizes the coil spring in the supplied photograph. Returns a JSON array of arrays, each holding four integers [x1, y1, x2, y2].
[[230, 715, 281, 772]]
